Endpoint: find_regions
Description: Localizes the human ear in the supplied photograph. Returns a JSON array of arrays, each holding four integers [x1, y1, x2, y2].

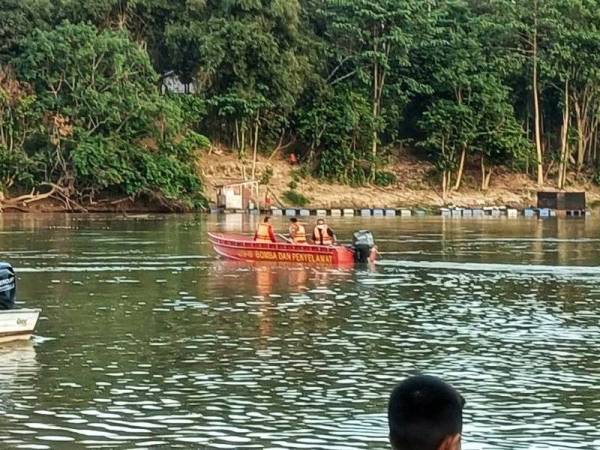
[[438, 434, 461, 450]]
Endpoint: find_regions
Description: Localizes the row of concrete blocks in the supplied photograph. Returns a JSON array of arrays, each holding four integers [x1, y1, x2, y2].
[[523, 208, 588, 218], [441, 207, 518, 218], [270, 208, 418, 217], [213, 207, 590, 218], [442, 207, 589, 218]]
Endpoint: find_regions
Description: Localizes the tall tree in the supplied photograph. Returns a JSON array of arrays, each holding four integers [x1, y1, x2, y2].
[[316, 0, 427, 176], [165, 0, 307, 160], [13, 22, 207, 208]]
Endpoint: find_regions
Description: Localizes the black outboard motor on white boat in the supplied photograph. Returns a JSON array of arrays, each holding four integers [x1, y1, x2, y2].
[[352, 230, 375, 263], [0, 262, 16, 310]]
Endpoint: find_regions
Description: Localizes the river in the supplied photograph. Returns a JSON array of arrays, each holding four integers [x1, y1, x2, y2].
[[0, 214, 598, 449]]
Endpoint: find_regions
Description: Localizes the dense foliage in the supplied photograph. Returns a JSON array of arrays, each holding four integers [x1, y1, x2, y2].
[[1, 22, 207, 209], [1, 0, 600, 203]]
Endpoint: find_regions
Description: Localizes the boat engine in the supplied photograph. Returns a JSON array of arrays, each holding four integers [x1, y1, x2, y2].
[[0, 262, 16, 310], [352, 230, 376, 263]]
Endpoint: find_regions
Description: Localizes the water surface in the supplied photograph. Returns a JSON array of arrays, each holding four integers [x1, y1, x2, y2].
[[0, 214, 598, 449]]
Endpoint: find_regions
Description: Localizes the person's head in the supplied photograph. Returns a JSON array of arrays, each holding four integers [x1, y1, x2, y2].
[[290, 217, 298, 224], [388, 375, 464, 450], [264, 216, 271, 223], [317, 218, 325, 226]]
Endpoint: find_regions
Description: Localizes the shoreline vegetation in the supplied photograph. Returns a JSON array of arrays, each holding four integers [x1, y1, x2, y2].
[[1, 1, 599, 213]]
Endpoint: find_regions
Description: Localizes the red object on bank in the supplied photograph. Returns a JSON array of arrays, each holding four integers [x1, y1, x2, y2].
[[208, 232, 355, 265]]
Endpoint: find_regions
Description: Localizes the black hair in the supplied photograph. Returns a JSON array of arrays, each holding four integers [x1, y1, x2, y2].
[[388, 375, 464, 450], [290, 217, 298, 223], [263, 216, 271, 223]]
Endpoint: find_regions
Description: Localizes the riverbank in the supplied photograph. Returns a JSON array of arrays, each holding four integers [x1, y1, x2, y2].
[[3, 150, 600, 214], [0, 193, 184, 214], [199, 150, 600, 210]]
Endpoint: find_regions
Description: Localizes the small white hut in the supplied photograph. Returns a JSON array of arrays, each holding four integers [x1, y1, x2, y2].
[[215, 181, 260, 211]]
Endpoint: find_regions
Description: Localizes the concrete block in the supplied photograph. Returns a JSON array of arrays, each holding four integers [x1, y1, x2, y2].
[[271, 209, 283, 216], [299, 209, 310, 217], [462, 209, 473, 217], [373, 209, 384, 217], [414, 209, 427, 216], [472, 209, 484, 217], [586, 210, 592, 217], [491, 209, 501, 217], [316, 209, 327, 217], [360, 209, 372, 217], [524, 208, 535, 217], [549, 209, 557, 217], [440, 208, 451, 217], [343, 208, 355, 216], [507, 208, 518, 218], [539, 208, 550, 217], [285, 209, 297, 216], [451, 209, 462, 217], [385, 209, 397, 217], [400, 209, 412, 217], [331, 209, 342, 217]]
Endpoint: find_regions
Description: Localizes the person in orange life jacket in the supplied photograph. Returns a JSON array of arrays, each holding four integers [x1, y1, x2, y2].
[[254, 216, 276, 243], [312, 218, 336, 245], [288, 218, 307, 244]]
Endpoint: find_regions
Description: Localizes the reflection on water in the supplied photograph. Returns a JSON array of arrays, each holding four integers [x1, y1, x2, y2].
[[0, 214, 598, 449], [0, 341, 38, 392]]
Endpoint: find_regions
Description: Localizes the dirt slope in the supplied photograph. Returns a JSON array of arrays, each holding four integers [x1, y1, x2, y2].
[[198, 150, 600, 209]]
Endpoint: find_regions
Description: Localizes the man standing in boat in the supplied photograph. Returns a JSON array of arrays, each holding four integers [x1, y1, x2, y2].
[[288, 218, 307, 244], [254, 216, 277, 243], [312, 218, 336, 246]]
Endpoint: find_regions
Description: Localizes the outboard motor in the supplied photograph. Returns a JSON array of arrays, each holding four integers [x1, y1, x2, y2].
[[352, 230, 375, 263], [0, 262, 16, 310]]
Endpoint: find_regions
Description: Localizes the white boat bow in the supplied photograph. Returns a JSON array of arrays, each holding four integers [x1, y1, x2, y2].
[[0, 309, 41, 343]]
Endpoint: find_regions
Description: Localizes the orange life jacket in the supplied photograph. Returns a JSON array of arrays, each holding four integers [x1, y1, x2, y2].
[[289, 223, 307, 244], [255, 223, 273, 243], [314, 224, 333, 245]]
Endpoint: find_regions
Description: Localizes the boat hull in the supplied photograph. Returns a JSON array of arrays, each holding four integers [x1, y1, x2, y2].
[[0, 309, 40, 343], [208, 232, 355, 266]]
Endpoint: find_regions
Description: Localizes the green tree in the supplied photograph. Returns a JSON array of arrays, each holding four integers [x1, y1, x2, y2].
[[13, 22, 207, 209], [297, 85, 374, 184], [165, 0, 306, 163], [316, 0, 428, 176], [416, 1, 528, 194], [0, 0, 52, 62]]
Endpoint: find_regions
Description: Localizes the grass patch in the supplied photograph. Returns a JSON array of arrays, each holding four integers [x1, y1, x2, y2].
[[283, 190, 310, 207]]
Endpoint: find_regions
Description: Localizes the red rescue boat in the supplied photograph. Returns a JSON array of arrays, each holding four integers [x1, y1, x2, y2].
[[208, 232, 356, 266]]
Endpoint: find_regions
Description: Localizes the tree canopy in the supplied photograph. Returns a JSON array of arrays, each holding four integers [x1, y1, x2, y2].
[[1, 0, 599, 206]]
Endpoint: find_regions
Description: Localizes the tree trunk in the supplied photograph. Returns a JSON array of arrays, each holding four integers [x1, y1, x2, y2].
[[442, 171, 447, 201], [370, 28, 388, 179], [372, 67, 378, 161], [234, 120, 240, 150], [532, 8, 544, 187], [240, 123, 246, 158], [484, 168, 492, 190], [480, 156, 493, 191], [481, 156, 486, 190], [574, 102, 585, 172], [251, 111, 260, 180], [453, 146, 466, 191], [558, 80, 570, 189]]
